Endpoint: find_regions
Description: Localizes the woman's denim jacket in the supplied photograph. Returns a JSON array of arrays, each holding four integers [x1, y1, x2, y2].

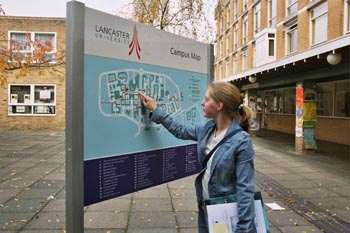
[[151, 106, 257, 233]]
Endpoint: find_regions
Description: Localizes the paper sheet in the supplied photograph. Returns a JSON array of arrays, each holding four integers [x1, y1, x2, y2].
[[264, 202, 285, 210], [206, 200, 267, 233]]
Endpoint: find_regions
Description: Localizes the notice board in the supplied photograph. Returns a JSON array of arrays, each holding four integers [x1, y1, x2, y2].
[[81, 7, 212, 205]]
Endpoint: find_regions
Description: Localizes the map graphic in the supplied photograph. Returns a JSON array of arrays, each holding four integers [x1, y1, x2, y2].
[[99, 68, 204, 135]]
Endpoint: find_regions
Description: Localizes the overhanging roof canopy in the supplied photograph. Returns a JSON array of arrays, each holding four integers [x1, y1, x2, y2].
[[223, 36, 350, 83]]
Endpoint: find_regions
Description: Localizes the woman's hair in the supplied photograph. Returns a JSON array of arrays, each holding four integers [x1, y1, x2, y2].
[[207, 81, 252, 132]]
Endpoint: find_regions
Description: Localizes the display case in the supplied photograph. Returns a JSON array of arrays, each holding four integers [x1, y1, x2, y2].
[[8, 84, 56, 116]]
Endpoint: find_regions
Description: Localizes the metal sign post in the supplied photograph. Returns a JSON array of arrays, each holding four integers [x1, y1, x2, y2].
[[65, 1, 213, 232], [66, 1, 85, 232]]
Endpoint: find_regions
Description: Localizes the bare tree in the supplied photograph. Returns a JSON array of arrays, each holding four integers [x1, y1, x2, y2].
[[0, 4, 5, 15], [119, 0, 216, 43]]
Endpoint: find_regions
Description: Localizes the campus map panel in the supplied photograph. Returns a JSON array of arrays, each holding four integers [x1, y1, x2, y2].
[[83, 7, 210, 205], [83, 55, 208, 205]]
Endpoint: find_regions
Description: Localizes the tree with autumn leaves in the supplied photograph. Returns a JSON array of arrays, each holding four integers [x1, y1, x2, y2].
[[0, 0, 215, 86], [0, 30, 65, 86], [121, 0, 216, 43]]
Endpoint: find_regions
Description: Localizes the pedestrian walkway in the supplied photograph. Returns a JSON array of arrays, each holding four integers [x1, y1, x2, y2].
[[0, 130, 349, 232]]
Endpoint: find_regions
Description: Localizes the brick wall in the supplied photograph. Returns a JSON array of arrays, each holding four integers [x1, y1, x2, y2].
[[0, 16, 66, 130], [266, 114, 350, 145], [315, 117, 350, 145], [328, 0, 344, 40], [297, 10, 309, 51], [267, 114, 295, 134]]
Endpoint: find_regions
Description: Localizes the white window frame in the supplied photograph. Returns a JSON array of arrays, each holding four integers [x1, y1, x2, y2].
[[344, 0, 350, 34], [220, 62, 224, 79], [234, 24, 238, 50], [242, 49, 248, 71], [254, 2, 261, 34], [8, 84, 57, 116], [286, 0, 298, 16], [253, 42, 256, 68], [310, 1, 328, 46], [268, 33, 276, 57], [243, 0, 249, 11], [226, 4, 231, 28], [242, 14, 249, 45], [8, 31, 57, 64], [234, 0, 238, 19], [220, 40, 224, 58], [286, 22, 298, 54], [254, 29, 276, 67], [226, 32, 230, 54], [214, 43, 217, 62], [268, 0, 277, 27], [225, 58, 230, 77], [234, 53, 238, 74], [220, 16, 224, 35]]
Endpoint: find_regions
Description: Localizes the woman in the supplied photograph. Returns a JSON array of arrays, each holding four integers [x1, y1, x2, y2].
[[139, 81, 256, 233]]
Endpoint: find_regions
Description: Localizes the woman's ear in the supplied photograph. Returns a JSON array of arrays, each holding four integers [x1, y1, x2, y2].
[[216, 102, 224, 111]]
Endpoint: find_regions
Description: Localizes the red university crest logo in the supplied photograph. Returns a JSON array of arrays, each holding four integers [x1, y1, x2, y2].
[[129, 25, 141, 60]]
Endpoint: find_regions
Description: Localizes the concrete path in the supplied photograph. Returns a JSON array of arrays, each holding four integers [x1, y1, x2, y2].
[[0, 130, 349, 232]]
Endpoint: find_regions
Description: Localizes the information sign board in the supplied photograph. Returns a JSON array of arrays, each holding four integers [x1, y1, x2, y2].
[[83, 7, 212, 205]]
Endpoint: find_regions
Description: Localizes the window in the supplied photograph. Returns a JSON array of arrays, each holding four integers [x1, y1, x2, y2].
[[316, 80, 350, 117], [233, 53, 238, 74], [214, 44, 217, 62], [234, 0, 238, 19], [287, 0, 298, 16], [8, 84, 56, 116], [268, 0, 277, 27], [268, 90, 283, 113], [268, 91, 278, 113], [316, 83, 333, 116], [255, 30, 276, 66], [242, 49, 248, 71], [268, 33, 275, 56], [220, 16, 224, 35], [243, 0, 249, 11], [254, 2, 261, 33], [220, 62, 224, 79], [284, 88, 296, 114], [226, 4, 230, 28], [220, 40, 223, 58], [263, 88, 295, 114], [226, 33, 230, 54], [286, 21, 298, 54], [234, 24, 238, 50], [9, 31, 56, 63], [311, 2, 328, 45], [335, 80, 350, 117], [346, 0, 350, 33], [242, 15, 248, 44], [252, 42, 256, 67], [225, 58, 230, 77]]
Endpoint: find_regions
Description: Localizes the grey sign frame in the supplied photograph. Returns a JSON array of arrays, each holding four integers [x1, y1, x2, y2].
[[65, 1, 214, 232], [66, 1, 84, 233]]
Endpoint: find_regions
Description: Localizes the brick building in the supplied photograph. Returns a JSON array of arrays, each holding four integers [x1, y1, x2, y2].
[[214, 0, 349, 148], [0, 16, 66, 130]]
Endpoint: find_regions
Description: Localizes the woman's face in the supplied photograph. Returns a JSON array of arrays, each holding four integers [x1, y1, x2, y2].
[[201, 90, 219, 118]]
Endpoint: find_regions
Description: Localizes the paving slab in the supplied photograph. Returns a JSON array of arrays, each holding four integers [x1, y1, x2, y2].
[[0, 130, 348, 233]]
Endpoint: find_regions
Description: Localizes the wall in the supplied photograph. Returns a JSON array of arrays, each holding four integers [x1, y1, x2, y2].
[[266, 114, 295, 134], [266, 114, 350, 145], [0, 16, 66, 130], [316, 117, 350, 145]]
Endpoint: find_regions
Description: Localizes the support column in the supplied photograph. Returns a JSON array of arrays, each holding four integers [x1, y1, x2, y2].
[[295, 82, 317, 154]]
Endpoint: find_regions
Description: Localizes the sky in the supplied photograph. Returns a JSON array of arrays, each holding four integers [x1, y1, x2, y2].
[[0, 0, 132, 17]]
